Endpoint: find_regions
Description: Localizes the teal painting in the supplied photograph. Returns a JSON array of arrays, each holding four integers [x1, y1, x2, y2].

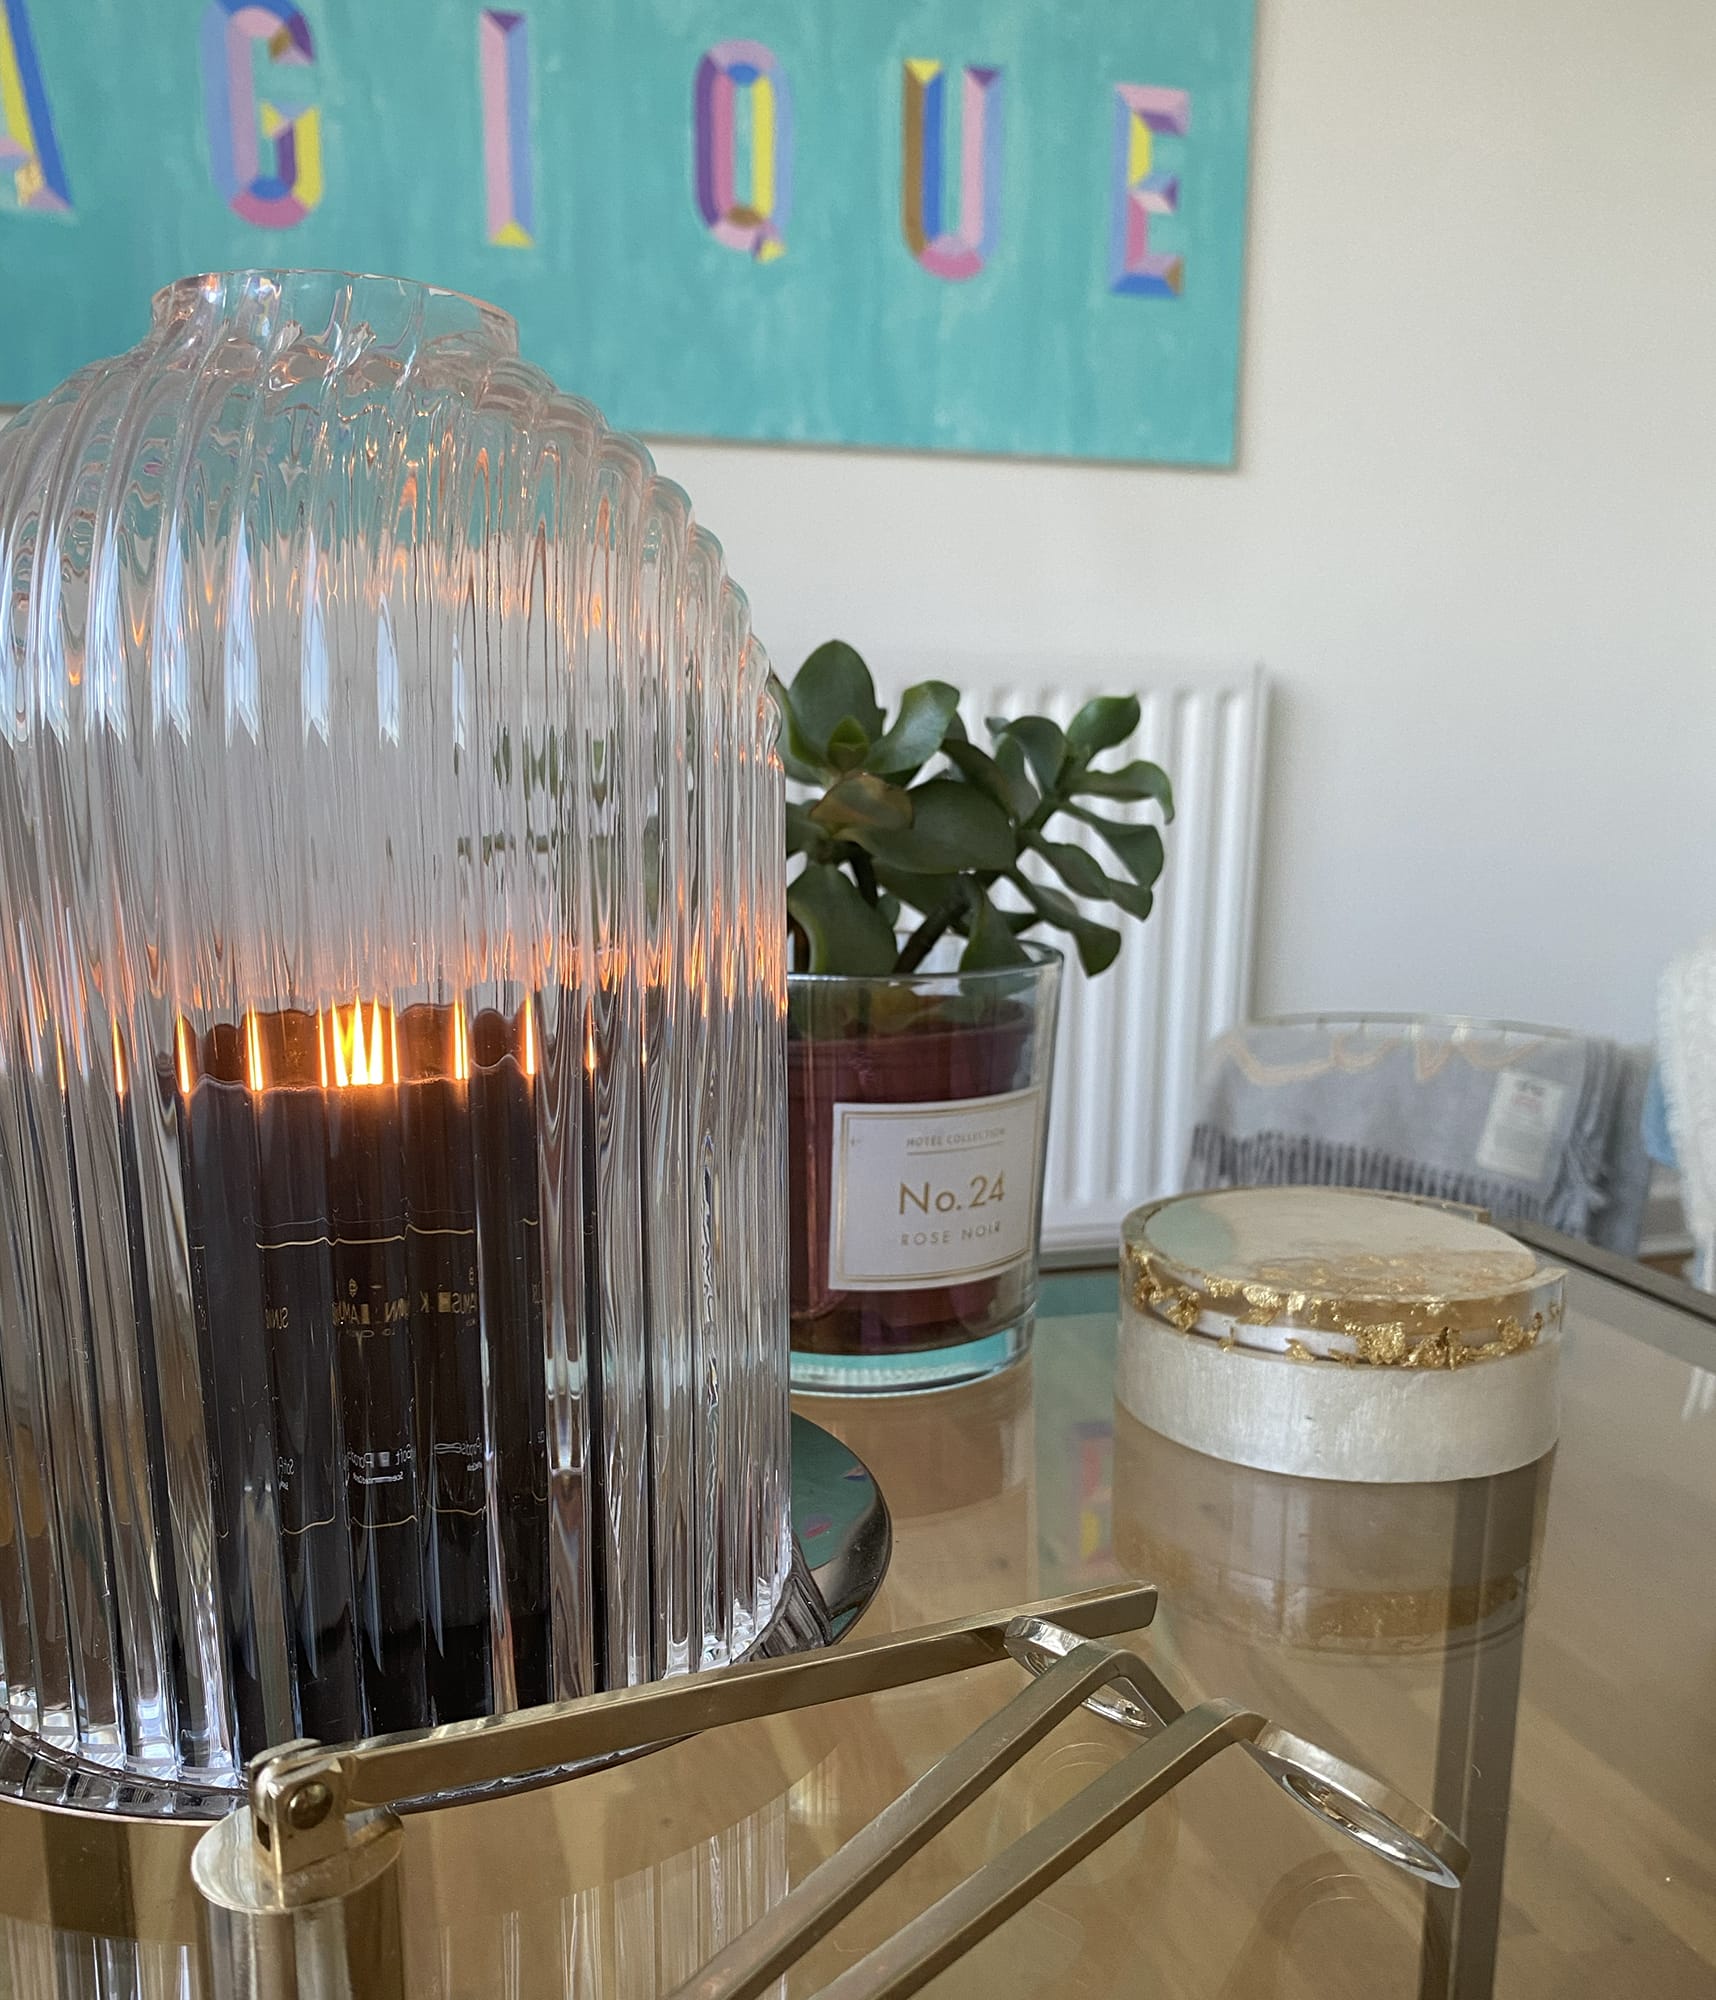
[[0, 0, 1256, 463]]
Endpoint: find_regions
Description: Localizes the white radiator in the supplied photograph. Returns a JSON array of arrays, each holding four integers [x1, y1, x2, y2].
[[877, 660, 1268, 1253]]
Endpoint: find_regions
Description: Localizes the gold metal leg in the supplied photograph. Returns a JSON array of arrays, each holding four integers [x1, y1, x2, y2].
[[811, 1701, 1267, 2000], [670, 1636, 1183, 2000]]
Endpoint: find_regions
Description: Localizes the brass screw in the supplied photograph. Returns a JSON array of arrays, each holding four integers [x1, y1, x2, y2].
[[285, 1781, 332, 1831]]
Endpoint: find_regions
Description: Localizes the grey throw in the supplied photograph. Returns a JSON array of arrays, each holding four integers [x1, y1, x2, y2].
[[1185, 1021, 1653, 1254]]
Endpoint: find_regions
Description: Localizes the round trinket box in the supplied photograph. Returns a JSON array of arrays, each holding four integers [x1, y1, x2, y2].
[[1119, 1188, 1565, 1482]]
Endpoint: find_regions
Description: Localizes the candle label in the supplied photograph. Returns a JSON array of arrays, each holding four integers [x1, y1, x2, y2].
[[333, 1284, 413, 1335], [829, 1086, 1043, 1290], [411, 1247, 485, 1486]]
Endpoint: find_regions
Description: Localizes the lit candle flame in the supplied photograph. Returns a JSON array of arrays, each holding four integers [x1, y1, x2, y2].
[[244, 1011, 265, 1093], [112, 1020, 127, 1100], [321, 998, 393, 1089], [175, 1018, 194, 1097], [452, 1002, 470, 1082], [521, 998, 535, 1078]]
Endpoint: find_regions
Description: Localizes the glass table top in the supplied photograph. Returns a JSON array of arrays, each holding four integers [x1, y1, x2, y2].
[[1, 1242, 1712, 1997]]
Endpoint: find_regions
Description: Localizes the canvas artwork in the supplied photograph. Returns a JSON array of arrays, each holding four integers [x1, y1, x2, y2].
[[0, 0, 1256, 464]]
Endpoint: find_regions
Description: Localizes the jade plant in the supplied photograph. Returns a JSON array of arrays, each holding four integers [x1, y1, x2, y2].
[[774, 641, 1174, 977]]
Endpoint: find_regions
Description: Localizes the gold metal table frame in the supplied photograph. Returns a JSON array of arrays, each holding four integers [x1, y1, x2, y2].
[[191, 1581, 1461, 2000]]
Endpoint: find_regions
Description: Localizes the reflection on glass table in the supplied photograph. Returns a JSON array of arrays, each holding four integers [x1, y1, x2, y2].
[[1, 1240, 1712, 1998]]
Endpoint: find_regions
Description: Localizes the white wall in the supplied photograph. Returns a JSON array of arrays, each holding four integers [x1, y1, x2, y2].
[[653, 0, 1716, 1044]]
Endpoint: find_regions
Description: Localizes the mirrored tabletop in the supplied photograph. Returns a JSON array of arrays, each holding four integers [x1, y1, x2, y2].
[[2, 1241, 1712, 1998]]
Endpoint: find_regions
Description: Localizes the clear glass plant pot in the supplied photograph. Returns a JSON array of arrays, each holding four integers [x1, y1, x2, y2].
[[0, 270, 790, 1794], [787, 945, 1062, 1392]]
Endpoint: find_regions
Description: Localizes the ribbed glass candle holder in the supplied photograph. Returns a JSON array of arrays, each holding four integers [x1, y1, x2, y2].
[[0, 271, 789, 1789]]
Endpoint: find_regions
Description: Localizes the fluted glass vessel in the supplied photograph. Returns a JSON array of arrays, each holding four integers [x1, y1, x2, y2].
[[0, 271, 789, 1790]]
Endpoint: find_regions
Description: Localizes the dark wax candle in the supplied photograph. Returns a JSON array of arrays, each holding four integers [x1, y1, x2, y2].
[[470, 1005, 548, 1709], [581, 1002, 609, 1687], [321, 1002, 426, 1735], [248, 1010, 360, 1743], [173, 1023, 292, 1754], [169, 994, 553, 1743], [398, 1004, 491, 1725]]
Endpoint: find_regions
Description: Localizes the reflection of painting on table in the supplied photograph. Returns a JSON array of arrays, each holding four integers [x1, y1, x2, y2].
[[0, 0, 1256, 464]]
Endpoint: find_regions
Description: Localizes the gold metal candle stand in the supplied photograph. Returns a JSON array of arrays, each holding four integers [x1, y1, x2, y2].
[[192, 1580, 1465, 2000]]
